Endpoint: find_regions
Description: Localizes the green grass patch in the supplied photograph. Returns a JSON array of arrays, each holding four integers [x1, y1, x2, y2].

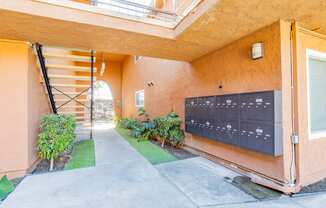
[[115, 127, 177, 165], [0, 176, 14, 200], [64, 140, 95, 170]]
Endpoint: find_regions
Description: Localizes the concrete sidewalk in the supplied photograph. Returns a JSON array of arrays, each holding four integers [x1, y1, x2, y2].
[[1, 126, 326, 208]]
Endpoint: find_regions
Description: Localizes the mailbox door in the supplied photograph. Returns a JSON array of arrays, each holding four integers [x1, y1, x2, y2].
[[220, 94, 240, 121], [240, 121, 275, 155], [220, 120, 239, 145], [240, 91, 274, 122]]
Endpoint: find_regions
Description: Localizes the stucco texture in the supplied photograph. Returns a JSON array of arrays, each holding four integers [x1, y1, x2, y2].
[[121, 21, 289, 182], [0, 40, 49, 179], [294, 28, 326, 186]]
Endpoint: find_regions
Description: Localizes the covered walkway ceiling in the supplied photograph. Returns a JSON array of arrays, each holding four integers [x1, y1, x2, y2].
[[0, 0, 326, 61]]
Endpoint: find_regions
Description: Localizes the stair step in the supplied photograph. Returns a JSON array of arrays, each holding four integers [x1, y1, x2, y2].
[[46, 64, 97, 72], [76, 116, 86, 120], [43, 46, 94, 53], [48, 91, 88, 95], [51, 83, 90, 88], [59, 105, 87, 109], [43, 53, 96, 62], [58, 111, 85, 114], [48, 74, 96, 81], [55, 98, 87, 102]]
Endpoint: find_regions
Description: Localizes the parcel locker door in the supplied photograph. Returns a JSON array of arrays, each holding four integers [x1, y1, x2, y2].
[[185, 118, 195, 134], [214, 121, 223, 142], [185, 98, 191, 122], [192, 98, 198, 120], [202, 97, 210, 120], [215, 96, 222, 121], [206, 96, 216, 120], [201, 119, 212, 139], [244, 122, 275, 155], [239, 122, 249, 148], [221, 120, 239, 145], [196, 97, 204, 120], [240, 91, 274, 122], [220, 94, 240, 121]]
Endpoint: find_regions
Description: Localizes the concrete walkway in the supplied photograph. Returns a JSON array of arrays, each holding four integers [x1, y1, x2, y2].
[[1, 127, 326, 208]]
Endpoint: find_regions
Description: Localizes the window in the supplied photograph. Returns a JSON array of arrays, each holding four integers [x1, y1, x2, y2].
[[307, 49, 326, 139], [135, 90, 145, 108]]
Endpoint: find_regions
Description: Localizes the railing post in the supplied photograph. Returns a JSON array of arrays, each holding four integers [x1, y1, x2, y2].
[[35, 43, 57, 114], [90, 50, 94, 139]]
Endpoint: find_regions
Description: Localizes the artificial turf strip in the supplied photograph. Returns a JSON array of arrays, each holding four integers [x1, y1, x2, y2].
[[0, 176, 14, 200], [115, 127, 177, 165], [64, 140, 95, 170]]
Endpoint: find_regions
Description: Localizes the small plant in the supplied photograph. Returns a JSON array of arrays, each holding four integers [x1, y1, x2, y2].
[[154, 112, 184, 148], [118, 118, 138, 129], [37, 114, 76, 171], [137, 107, 150, 122]]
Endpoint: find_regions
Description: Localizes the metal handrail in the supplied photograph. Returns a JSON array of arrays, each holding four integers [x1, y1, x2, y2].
[[35, 43, 57, 114], [92, 0, 176, 16], [89, 0, 178, 22]]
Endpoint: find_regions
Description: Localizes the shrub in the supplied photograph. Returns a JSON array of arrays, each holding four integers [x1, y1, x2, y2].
[[37, 114, 76, 171], [154, 112, 184, 147], [118, 118, 138, 129]]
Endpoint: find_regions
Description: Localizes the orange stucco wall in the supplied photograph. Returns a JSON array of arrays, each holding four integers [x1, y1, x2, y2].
[[121, 21, 293, 182], [0, 40, 49, 179], [295, 28, 326, 186]]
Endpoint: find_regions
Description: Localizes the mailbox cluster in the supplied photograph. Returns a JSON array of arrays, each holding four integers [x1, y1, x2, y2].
[[185, 91, 282, 156]]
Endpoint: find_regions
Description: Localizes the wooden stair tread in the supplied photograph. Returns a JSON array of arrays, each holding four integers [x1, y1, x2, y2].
[[55, 98, 87, 102], [48, 74, 96, 81], [43, 53, 96, 62], [46, 64, 97, 72], [51, 83, 90, 88]]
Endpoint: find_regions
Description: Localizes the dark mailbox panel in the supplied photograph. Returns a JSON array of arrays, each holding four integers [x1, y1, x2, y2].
[[219, 94, 240, 121], [240, 91, 274, 122], [185, 90, 282, 156], [239, 121, 282, 156]]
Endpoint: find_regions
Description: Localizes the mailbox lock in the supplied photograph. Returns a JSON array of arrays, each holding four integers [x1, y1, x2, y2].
[[256, 128, 263, 135]]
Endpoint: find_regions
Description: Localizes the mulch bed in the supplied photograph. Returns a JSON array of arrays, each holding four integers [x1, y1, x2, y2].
[[150, 139, 196, 160], [32, 148, 72, 174]]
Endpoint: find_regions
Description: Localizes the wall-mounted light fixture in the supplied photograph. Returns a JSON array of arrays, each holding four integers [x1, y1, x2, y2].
[[251, 42, 264, 60], [147, 81, 154, 87]]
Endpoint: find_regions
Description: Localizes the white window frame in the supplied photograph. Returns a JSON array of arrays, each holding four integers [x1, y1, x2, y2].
[[135, 89, 145, 108], [306, 49, 326, 140]]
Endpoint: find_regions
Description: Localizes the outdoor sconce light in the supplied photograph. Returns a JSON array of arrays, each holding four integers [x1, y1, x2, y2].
[[251, 42, 264, 60], [147, 82, 154, 87]]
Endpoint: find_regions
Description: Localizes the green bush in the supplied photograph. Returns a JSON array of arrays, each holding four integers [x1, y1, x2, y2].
[[154, 112, 184, 147], [37, 114, 76, 171], [118, 118, 138, 129]]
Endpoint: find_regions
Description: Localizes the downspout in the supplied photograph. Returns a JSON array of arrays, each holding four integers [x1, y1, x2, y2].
[[288, 21, 299, 190]]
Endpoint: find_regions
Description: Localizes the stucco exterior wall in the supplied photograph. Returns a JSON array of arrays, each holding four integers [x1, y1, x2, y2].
[[0, 40, 50, 179], [295, 28, 326, 186], [27, 46, 50, 171], [121, 21, 291, 182]]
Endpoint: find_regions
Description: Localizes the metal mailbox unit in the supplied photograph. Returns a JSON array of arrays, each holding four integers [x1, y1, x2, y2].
[[185, 91, 282, 156]]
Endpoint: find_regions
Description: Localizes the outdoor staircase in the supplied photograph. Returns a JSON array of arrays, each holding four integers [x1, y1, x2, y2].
[[35, 43, 96, 137]]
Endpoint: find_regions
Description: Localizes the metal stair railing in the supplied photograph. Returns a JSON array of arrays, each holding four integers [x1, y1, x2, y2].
[[35, 43, 57, 114]]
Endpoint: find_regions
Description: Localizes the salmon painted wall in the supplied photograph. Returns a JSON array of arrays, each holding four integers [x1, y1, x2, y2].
[[27, 47, 50, 170], [295, 28, 326, 186], [122, 21, 292, 182], [0, 40, 49, 179]]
